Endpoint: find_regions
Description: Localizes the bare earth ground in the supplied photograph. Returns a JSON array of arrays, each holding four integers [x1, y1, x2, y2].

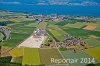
[[83, 26, 96, 30], [17, 35, 47, 48]]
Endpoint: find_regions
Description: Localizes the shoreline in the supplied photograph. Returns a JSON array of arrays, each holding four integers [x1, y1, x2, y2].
[[0, 9, 99, 18]]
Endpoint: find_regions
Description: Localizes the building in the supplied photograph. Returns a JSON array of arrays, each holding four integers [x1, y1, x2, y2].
[[33, 29, 47, 37]]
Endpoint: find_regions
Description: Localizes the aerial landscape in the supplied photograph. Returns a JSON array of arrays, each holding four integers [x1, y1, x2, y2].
[[0, 0, 100, 66]]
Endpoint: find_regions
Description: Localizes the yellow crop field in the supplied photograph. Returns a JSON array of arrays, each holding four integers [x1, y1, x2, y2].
[[85, 47, 100, 61]]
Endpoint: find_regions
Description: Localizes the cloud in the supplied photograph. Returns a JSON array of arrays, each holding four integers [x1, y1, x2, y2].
[[0, 2, 21, 4]]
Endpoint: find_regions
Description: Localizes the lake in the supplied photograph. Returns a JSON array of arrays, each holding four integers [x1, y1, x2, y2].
[[0, 4, 100, 17]]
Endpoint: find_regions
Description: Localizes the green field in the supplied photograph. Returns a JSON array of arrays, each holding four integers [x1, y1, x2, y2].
[[0, 11, 100, 66], [61, 50, 97, 66], [63, 27, 100, 38], [62, 27, 100, 47], [48, 20, 59, 25], [64, 22, 86, 28], [48, 25, 60, 30], [0, 21, 36, 47], [26, 22, 39, 27], [0, 11, 34, 22], [84, 38, 100, 47], [47, 24, 67, 42], [9, 48, 65, 65], [95, 26, 100, 32], [38, 22, 48, 29], [49, 29, 61, 36], [0, 11, 24, 16], [0, 33, 4, 40], [48, 24, 67, 34], [56, 20, 78, 26], [22, 48, 40, 65], [85, 47, 100, 62], [48, 29, 65, 42], [39, 48, 65, 65]]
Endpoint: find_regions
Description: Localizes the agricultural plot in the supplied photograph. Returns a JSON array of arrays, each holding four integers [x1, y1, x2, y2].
[[0, 18, 7, 22], [38, 22, 48, 29], [7, 18, 28, 22], [0, 33, 4, 40], [64, 22, 86, 28], [9, 48, 23, 57], [62, 27, 100, 47], [49, 29, 61, 36], [85, 47, 100, 62], [0, 16, 33, 22], [9, 48, 67, 65], [13, 27, 35, 34], [57, 28, 67, 35], [94, 26, 100, 32], [11, 56, 23, 64], [0, 11, 34, 22], [96, 22, 100, 27], [48, 29, 65, 42], [0, 33, 30, 46], [22, 48, 40, 65], [0, 11, 100, 66], [48, 24, 67, 35], [95, 63, 100, 66], [83, 23, 98, 30], [0, 46, 12, 57], [86, 23, 97, 26], [26, 22, 39, 27], [84, 38, 100, 47], [8, 21, 34, 28], [39, 48, 65, 65], [0, 11, 14, 17], [61, 50, 97, 66], [83, 23, 97, 30], [48, 25, 60, 30], [0, 21, 14, 26], [0, 21, 36, 47], [48, 20, 59, 25], [83, 25, 96, 30], [63, 27, 100, 38], [47, 24, 67, 42], [56, 20, 78, 26], [0, 11, 24, 16]]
